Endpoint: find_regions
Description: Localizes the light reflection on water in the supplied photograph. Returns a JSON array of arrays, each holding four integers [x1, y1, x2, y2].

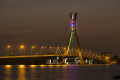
[[0, 65, 120, 80]]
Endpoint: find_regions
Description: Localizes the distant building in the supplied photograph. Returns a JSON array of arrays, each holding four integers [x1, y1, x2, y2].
[[100, 50, 113, 59], [113, 55, 118, 60]]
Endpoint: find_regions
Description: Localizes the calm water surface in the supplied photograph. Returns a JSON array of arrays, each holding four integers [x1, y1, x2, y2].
[[0, 65, 120, 80]]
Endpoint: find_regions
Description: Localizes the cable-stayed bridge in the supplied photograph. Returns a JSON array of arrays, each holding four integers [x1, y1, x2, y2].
[[0, 12, 110, 65]]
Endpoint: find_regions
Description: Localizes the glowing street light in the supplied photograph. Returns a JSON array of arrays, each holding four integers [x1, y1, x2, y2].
[[31, 46, 36, 55], [89, 51, 91, 57], [49, 47, 52, 54], [40, 46, 44, 55], [93, 52, 95, 58], [6, 45, 13, 56], [20, 45, 25, 56]]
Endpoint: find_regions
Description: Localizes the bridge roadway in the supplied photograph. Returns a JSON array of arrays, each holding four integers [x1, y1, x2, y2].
[[0, 55, 108, 64]]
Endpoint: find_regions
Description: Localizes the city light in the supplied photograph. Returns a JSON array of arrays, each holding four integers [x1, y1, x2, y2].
[[7, 45, 11, 48], [6, 65, 11, 68], [19, 65, 25, 68], [30, 65, 36, 68], [21, 46, 24, 48], [71, 28, 74, 31], [32, 46, 35, 48], [40, 65, 46, 67], [6, 45, 12, 56], [40, 46, 45, 55], [31, 46, 37, 55], [72, 20, 74, 23], [20, 45, 25, 56]]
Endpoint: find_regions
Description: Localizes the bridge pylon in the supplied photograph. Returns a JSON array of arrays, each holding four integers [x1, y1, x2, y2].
[[64, 12, 84, 64]]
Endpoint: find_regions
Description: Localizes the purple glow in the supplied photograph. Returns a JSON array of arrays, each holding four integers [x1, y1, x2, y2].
[[72, 24, 74, 27]]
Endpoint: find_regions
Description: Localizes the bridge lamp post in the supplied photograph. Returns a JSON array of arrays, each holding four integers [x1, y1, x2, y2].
[[56, 47, 59, 55], [92, 52, 95, 58], [49, 47, 52, 55], [6, 45, 12, 56], [63, 47, 66, 52], [96, 53, 98, 58], [52, 47, 55, 55], [20, 45, 25, 56], [31, 46, 36, 55], [63, 47, 66, 55], [40, 46, 44, 55], [98, 55, 101, 59], [89, 51, 91, 57]]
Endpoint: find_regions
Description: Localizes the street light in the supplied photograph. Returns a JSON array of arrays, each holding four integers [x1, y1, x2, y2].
[[49, 47, 52, 54], [6, 45, 12, 56], [89, 51, 91, 57], [20, 45, 25, 56], [31, 46, 36, 55], [56, 47, 60, 55], [40, 46, 44, 55], [93, 52, 95, 58]]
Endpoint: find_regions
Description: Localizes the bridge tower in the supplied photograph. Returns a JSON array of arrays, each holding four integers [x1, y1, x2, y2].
[[64, 12, 84, 64]]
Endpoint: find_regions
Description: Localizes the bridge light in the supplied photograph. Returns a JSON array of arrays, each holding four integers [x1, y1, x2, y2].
[[21, 46, 24, 49], [19, 65, 25, 68], [72, 24, 74, 27], [32, 46, 35, 48], [6, 65, 11, 68], [71, 28, 74, 31], [7, 45, 11, 48], [72, 20, 74, 23]]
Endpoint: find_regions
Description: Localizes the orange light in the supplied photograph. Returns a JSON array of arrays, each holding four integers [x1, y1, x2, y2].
[[19, 65, 25, 68], [21, 46, 24, 48], [6, 65, 11, 68], [7, 45, 11, 48], [40, 65, 46, 67], [72, 20, 74, 23], [48, 65, 53, 67], [32, 46, 34, 48], [30, 65, 36, 68]]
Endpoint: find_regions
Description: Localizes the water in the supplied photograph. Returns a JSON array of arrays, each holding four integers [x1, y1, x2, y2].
[[0, 65, 120, 80]]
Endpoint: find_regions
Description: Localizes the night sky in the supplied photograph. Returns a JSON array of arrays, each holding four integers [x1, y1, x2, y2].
[[0, 0, 120, 56]]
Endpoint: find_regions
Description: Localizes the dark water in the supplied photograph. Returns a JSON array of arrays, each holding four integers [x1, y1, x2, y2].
[[0, 64, 120, 80]]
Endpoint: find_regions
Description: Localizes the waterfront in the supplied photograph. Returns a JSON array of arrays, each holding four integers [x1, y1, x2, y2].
[[0, 65, 120, 80]]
